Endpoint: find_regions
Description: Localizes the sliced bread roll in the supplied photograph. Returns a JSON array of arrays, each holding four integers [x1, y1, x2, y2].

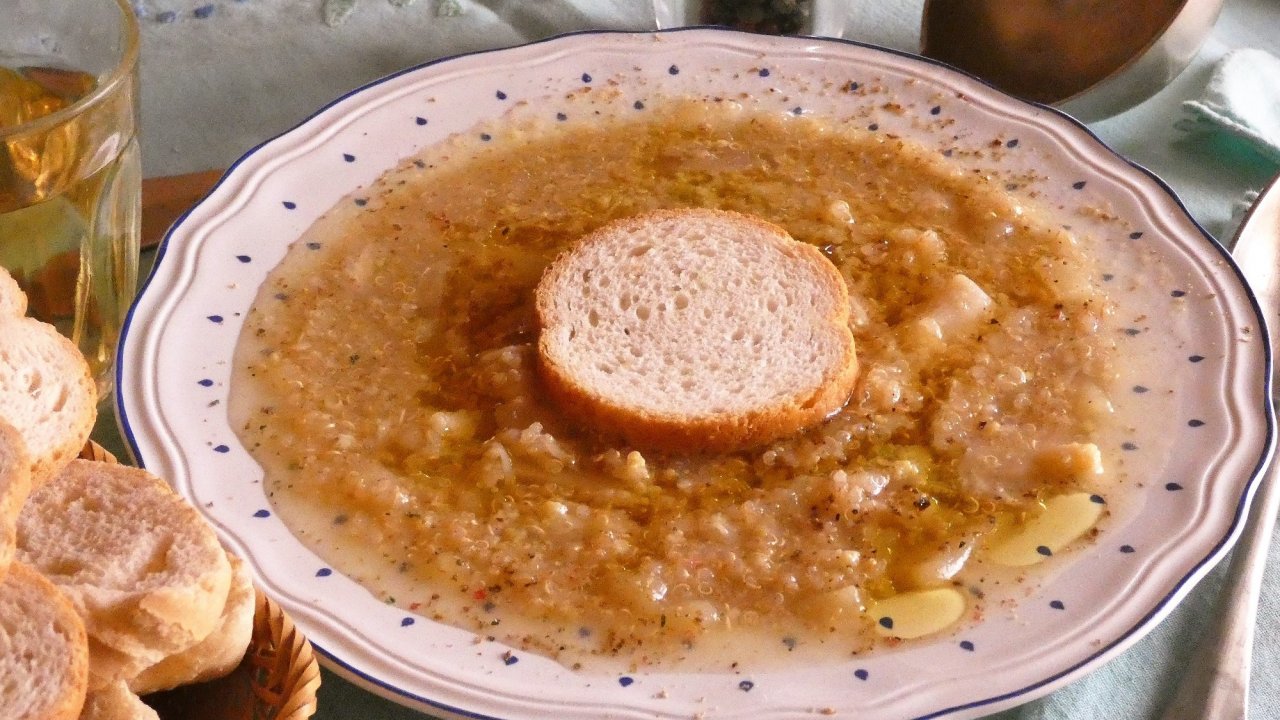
[[0, 419, 33, 580], [78, 682, 158, 720], [535, 208, 859, 452], [16, 461, 231, 689], [0, 315, 96, 485], [0, 561, 89, 720], [0, 267, 26, 317], [129, 553, 254, 694]]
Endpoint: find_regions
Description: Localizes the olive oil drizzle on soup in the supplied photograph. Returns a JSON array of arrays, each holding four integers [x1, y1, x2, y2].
[[231, 100, 1123, 670]]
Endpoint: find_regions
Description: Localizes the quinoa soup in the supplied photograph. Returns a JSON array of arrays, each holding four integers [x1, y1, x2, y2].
[[230, 99, 1137, 671]]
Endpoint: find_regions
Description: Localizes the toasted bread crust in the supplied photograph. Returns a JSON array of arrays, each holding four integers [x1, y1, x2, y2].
[[537, 355, 859, 452], [535, 208, 858, 453]]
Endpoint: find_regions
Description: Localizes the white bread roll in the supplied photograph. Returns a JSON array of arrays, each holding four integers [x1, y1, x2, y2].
[[16, 461, 231, 690], [0, 315, 96, 485], [0, 267, 26, 317], [78, 681, 157, 720], [0, 562, 89, 720], [536, 208, 858, 452], [129, 553, 254, 694]]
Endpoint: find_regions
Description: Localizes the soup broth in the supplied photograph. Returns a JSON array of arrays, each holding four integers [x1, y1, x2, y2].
[[231, 99, 1127, 670]]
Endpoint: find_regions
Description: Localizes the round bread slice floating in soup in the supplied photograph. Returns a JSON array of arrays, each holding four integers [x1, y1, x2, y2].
[[535, 208, 859, 453]]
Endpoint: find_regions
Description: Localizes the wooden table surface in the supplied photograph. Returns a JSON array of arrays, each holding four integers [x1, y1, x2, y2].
[[142, 170, 224, 249]]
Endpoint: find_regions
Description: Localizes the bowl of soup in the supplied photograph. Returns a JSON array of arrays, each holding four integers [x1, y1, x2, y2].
[[117, 29, 1272, 720]]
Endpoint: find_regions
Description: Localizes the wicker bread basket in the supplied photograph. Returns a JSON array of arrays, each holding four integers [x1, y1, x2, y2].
[[80, 441, 322, 720]]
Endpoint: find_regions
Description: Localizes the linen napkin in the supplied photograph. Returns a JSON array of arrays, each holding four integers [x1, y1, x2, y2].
[[1174, 47, 1280, 240], [1182, 48, 1280, 166]]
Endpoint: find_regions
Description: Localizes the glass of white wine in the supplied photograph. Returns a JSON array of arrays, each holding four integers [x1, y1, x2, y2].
[[1, 0, 141, 400]]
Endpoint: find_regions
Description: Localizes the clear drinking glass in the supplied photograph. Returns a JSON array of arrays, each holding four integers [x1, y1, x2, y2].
[[1, 0, 141, 400]]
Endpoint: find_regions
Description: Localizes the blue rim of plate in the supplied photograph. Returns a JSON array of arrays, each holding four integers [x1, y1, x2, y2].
[[114, 26, 1276, 720]]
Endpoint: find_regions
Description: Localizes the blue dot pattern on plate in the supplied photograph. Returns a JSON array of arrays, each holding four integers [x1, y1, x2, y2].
[[415, 116, 428, 126], [1171, 289, 1187, 297], [236, 255, 251, 263], [1133, 385, 1149, 393], [1005, 138, 1019, 148], [930, 105, 942, 115], [253, 509, 270, 518], [581, 72, 592, 83], [1166, 482, 1184, 491], [960, 640, 975, 651], [1090, 494, 1106, 504], [343, 153, 356, 162], [1121, 545, 1136, 553], [503, 654, 519, 666], [759, 68, 770, 77], [1072, 180, 1087, 189], [739, 680, 754, 692], [1189, 355, 1205, 363], [634, 100, 645, 110], [496, 90, 507, 100], [401, 617, 415, 627], [855, 669, 870, 681], [1130, 231, 1144, 239], [1122, 442, 1138, 451], [1050, 600, 1066, 610], [213, 444, 230, 453], [619, 676, 634, 687], [207, 315, 223, 324], [1188, 419, 1206, 427], [878, 616, 893, 629], [668, 64, 679, 75], [316, 567, 333, 577], [198, 378, 214, 387], [282, 201, 296, 209], [1036, 545, 1052, 557]]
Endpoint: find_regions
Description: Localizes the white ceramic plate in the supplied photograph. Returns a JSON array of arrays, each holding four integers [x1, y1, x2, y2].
[[117, 30, 1273, 720]]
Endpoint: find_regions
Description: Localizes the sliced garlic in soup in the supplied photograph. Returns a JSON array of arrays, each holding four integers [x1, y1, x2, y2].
[[868, 587, 967, 639], [986, 492, 1105, 567]]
